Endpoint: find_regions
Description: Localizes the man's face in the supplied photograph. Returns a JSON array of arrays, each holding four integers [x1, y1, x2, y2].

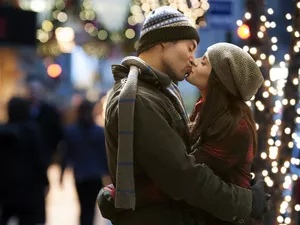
[[27, 81, 45, 102], [185, 53, 212, 90], [161, 40, 197, 81]]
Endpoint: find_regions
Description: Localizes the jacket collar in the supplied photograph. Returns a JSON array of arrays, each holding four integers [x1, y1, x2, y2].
[[111, 56, 173, 88]]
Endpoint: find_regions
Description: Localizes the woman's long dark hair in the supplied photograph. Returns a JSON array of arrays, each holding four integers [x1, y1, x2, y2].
[[190, 70, 258, 154]]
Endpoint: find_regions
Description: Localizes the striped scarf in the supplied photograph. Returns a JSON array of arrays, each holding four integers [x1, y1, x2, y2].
[[115, 56, 188, 210], [166, 82, 189, 125]]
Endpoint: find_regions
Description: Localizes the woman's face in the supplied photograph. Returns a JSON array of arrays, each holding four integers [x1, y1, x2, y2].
[[185, 53, 212, 90]]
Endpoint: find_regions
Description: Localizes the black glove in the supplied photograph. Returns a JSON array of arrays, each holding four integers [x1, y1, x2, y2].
[[97, 184, 119, 222], [250, 180, 271, 219]]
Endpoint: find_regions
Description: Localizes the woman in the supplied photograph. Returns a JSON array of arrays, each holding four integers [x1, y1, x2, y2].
[[185, 42, 264, 224]]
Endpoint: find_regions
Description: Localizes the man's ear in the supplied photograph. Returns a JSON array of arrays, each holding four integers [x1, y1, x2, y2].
[[160, 42, 168, 48]]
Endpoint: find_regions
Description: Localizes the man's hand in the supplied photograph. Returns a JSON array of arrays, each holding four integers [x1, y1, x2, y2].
[[97, 184, 118, 221]]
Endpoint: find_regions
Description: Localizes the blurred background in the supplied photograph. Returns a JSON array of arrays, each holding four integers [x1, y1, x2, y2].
[[1, 0, 300, 225]]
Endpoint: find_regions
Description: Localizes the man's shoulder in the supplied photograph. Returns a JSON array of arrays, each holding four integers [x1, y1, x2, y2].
[[108, 80, 169, 109]]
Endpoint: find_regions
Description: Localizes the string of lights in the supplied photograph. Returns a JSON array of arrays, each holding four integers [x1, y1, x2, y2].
[[32, 0, 210, 57], [79, 0, 210, 52], [276, 1, 300, 224], [34, 0, 74, 56], [236, 1, 300, 224], [79, 0, 139, 45]]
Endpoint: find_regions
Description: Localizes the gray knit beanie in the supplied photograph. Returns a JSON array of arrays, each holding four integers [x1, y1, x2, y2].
[[207, 42, 264, 101], [137, 6, 200, 55]]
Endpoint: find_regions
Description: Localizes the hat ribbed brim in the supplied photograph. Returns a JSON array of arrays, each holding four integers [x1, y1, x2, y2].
[[137, 26, 200, 55]]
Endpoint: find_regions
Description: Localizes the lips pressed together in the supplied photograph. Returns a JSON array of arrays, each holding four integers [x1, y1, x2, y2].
[[185, 66, 193, 78], [185, 67, 194, 78]]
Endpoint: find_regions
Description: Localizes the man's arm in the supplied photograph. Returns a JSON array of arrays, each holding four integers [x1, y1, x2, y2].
[[133, 95, 252, 224]]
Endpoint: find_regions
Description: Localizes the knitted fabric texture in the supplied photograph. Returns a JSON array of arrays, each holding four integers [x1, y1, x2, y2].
[[115, 64, 138, 210], [207, 42, 264, 101], [114, 56, 189, 210], [137, 6, 200, 55]]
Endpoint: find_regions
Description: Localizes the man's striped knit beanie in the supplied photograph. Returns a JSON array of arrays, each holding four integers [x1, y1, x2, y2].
[[137, 6, 200, 55]]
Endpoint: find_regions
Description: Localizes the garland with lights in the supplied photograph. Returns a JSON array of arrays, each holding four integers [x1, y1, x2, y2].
[[34, 0, 210, 57], [236, 0, 274, 185], [36, 0, 71, 57], [276, 1, 300, 224], [236, 1, 300, 224], [79, 0, 140, 52], [79, 0, 209, 54]]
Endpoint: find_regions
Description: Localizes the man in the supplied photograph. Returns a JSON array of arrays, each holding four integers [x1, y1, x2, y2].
[[26, 78, 64, 166], [100, 6, 268, 225]]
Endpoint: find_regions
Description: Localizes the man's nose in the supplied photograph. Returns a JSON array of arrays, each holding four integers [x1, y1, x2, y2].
[[189, 56, 197, 67]]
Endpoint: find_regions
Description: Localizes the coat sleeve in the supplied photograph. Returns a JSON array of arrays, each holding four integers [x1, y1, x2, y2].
[[192, 121, 252, 173], [132, 95, 252, 224]]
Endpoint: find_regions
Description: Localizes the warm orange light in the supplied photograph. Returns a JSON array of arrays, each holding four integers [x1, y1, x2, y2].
[[237, 24, 251, 39], [47, 64, 62, 78]]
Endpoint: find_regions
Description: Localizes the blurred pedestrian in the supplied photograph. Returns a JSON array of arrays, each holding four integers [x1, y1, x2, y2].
[[0, 97, 48, 225], [61, 100, 111, 225], [26, 78, 64, 166]]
